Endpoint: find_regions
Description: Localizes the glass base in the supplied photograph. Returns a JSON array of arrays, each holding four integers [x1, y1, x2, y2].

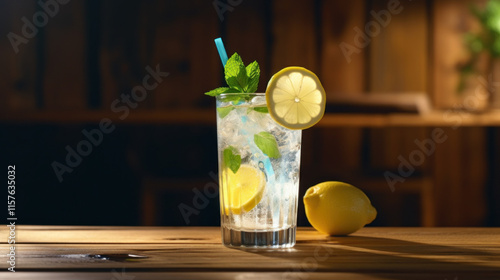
[[221, 226, 296, 248]]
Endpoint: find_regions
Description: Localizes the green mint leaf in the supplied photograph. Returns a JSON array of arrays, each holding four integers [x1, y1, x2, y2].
[[205, 53, 260, 96], [205, 87, 241, 98], [225, 53, 248, 91], [205, 87, 231, 96], [223, 95, 243, 103], [217, 107, 234, 118], [253, 106, 269, 113], [223, 146, 241, 174], [245, 61, 260, 93], [254, 132, 281, 159], [225, 87, 241, 93]]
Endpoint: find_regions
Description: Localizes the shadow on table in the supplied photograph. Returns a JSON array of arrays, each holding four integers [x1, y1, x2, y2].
[[302, 234, 498, 259], [239, 234, 500, 280]]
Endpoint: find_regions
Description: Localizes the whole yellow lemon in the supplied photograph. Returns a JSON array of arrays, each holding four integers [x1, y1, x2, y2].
[[304, 181, 377, 236]]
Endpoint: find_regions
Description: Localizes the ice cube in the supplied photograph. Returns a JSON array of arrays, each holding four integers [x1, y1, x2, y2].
[[219, 115, 239, 139], [251, 95, 266, 106]]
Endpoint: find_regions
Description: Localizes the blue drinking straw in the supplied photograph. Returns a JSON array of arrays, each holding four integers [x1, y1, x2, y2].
[[214, 38, 228, 67], [214, 37, 276, 189]]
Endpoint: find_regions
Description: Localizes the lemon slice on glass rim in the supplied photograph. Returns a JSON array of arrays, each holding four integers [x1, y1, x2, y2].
[[266, 67, 326, 130], [221, 164, 266, 215]]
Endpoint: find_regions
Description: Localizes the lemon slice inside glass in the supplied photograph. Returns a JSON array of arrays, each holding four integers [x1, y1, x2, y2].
[[266, 67, 326, 130], [221, 164, 266, 215]]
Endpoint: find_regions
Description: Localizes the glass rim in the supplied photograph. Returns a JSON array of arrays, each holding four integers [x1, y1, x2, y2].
[[217, 93, 265, 97]]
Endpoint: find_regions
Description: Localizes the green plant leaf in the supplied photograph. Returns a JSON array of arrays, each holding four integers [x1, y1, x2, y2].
[[254, 132, 281, 159], [245, 61, 260, 93], [253, 106, 269, 113], [225, 53, 248, 91], [226, 96, 243, 103], [217, 107, 234, 118], [465, 33, 484, 54], [205, 53, 261, 97], [223, 146, 241, 174], [205, 87, 231, 96], [225, 87, 242, 93]]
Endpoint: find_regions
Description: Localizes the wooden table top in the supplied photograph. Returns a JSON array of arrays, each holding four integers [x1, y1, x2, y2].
[[1, 226, 500, 279]]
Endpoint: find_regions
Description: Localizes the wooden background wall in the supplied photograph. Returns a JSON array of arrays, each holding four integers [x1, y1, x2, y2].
[[0, 0, 497, 227], [0, 0, 470, 111]]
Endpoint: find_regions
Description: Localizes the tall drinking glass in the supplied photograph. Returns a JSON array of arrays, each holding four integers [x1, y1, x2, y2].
[[216, 93, 302, 248]]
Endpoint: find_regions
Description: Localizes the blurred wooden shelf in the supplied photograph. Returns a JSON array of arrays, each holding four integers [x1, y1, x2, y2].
[[317, 110, 500, 127], [0, 109, 216, 125], [2, 109, 500, 127]]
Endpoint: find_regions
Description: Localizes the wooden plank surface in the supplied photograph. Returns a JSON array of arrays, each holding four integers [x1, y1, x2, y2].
[[1, 226, 499, 277], [43, 0, 87, 110], [369, 0, 428, 93], [8, 272, 498, 280], [367, 0, 429, 171], [150, 0, 219, 108], [0, 1, 38, 112], [432, 0, 487, 109], [366, 0, 431, 226], [225, 0, 269, 93], [431, 0, 490, 227], [433, 128, 488, 226], [99, 0, 144, 109], [271, 0, 318, 73], [321, 0, 366, 96], [318, 0, 367, 186]]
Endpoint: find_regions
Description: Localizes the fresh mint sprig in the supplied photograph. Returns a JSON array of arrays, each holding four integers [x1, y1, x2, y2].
[[217, 107, 234, 118], [245, 61, 260, 93], [253, 106, 269, 113], [225, 53, 248, 92], [223, 146, 241, 174], [205, 87, 236, 96], [254, 132, 281, 159], [205, 53, 260, 96]]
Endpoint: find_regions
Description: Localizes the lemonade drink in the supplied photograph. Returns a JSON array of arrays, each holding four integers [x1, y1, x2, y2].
[[207, 48, 325, 248], [216, 93, 301, 248]]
